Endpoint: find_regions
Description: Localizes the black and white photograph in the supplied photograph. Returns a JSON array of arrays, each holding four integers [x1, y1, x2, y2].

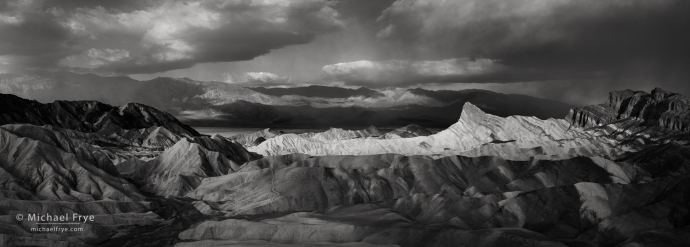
[[1, 0, 689, 246]]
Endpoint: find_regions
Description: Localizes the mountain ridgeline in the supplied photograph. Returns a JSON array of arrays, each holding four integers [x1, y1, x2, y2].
[[249, 85, 385, 98], [0, 93, 200, 136], [1, 72, 574, 129]]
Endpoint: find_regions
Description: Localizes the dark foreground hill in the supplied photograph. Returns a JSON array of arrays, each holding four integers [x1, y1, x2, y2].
[[0, 93, 200, 136]]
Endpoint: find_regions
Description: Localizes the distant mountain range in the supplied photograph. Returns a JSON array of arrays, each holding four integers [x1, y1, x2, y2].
[[1, 72, 573, 128], [250, 85, 385, 98]]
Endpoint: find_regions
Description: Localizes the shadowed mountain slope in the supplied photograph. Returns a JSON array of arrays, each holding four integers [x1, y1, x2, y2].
[[0, 93, 199, 137], [568, 87, 690, 131]]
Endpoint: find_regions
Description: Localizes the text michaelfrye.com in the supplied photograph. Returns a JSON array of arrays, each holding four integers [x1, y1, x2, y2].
[[15, 213, 94, 234], [30, 227, 85, 233]]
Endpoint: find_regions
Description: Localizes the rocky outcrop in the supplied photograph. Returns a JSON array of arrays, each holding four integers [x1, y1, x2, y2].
[[249, 102, 623, 160], [567, 88, 690, 131]]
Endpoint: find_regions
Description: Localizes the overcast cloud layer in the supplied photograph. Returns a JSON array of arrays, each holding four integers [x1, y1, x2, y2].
[[321, 0, 689, 88], [1, 0, 689, 104], [1, 0, 344, 74]]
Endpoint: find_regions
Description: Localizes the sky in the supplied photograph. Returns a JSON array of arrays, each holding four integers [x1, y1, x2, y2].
[[1, 0, 689, 105]]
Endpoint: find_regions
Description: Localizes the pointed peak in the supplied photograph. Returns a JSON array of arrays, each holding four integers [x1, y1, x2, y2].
[[461, 102, 484, 113], [459, 102, 487, 122]]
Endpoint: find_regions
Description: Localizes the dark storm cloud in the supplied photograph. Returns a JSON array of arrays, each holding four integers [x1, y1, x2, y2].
[[42, 0, 155, 12], [0, 1, 77, 66], [0, 0, 345, 74], [327, 0, 689, 90], [331, 0, 396, 22], [377, 0, 690, 66]]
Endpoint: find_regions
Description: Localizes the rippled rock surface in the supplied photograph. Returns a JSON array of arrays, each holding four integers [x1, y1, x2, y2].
[[249, 102, 625, 160], [0, 94, 259, 246], [1, 90, 689, 247]]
